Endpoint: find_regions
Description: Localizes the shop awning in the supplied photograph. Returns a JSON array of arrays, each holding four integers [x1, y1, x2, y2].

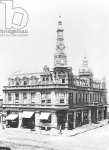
[[39, 113, 51, 120], [22, 111, 34, 119], [6, 114, 18, 120]]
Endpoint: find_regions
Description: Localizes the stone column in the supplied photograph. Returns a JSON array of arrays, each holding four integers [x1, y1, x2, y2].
[[88, 109, 92, 124], [81, 111, 84, 125], [5, 92, 8, 104], [102, 108, 104, 120], [12, 93, 15, 104], [19, 92, 23, 104], [73, 111, 76, 129], [18, 112, 22, 128], [35, 112, 40, 129], [36, 92, 41, 105], [65, 92, 68, 105], [51, 112, 57, 129], [27, 92, 31, 104], [51, 91, 56, 105], [96, 108, 99, 122], [65, 112, 68, 130]]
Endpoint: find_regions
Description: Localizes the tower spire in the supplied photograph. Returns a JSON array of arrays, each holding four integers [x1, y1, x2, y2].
[[54, 16, 67, 67], [56, 16, 65, 50]]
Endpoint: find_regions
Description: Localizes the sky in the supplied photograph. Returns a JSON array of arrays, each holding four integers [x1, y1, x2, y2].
[[0, 0, 109, 99]]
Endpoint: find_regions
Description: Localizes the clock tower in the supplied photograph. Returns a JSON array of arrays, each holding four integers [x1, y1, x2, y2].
[[54, 16, 67, 67]]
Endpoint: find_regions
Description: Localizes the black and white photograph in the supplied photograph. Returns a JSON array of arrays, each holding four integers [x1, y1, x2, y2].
[[0, 0, 109, 149]]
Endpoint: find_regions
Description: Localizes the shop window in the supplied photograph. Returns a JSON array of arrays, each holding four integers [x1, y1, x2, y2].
[[60, 98, 64, 103]]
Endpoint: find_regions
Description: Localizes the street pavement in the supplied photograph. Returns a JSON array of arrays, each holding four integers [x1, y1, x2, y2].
[[0, 120, 109, 150]]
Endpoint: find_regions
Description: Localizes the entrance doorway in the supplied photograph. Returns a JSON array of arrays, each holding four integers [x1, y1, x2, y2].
[[91, 108, 97, 123], [68, 112, 74, 130], [57, 110, 67, 130]]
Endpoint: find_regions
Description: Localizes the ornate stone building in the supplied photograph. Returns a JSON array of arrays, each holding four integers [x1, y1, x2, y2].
[[2, 18, 107, 130]]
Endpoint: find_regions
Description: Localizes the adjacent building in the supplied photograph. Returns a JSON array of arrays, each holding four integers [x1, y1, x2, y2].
[[2, 18, 107, 130]]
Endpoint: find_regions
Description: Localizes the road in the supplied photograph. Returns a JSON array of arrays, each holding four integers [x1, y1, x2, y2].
[[0, 125, 109, 150]]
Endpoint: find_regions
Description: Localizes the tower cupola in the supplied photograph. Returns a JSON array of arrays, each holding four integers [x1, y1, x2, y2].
[[79, 56, 93, 79]]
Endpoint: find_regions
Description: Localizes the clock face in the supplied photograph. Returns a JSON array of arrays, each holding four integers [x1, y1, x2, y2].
[[59, 44, 64, 50]]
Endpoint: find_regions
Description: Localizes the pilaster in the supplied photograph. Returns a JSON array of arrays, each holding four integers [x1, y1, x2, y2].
[[73, 111, 76, 129], [51, 112, 57, 129], [81, 111, 84, 125], [88, 109, 92, 124], [35, 112, 40, 129]]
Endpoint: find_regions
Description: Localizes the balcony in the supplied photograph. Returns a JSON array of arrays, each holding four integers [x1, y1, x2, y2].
[[3, 84, 69, 91], [2, 103, 69, 110]]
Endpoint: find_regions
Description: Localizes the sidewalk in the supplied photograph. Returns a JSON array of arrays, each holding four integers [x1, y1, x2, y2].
[[0, 119, 108, 137], [62, 119, 108, 136], [33, 119, 109, 136]]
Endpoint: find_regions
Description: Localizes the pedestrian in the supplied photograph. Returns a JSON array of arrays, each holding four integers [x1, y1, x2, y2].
[[59, 125, 62, 134]]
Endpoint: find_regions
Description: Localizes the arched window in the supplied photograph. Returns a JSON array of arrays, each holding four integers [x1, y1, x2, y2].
[[24, 80, 28, 85], [23, 77, 28, 86], [16, 81, 19, 86], [30, 76, 37, 85], [15, 77, 21, 86]]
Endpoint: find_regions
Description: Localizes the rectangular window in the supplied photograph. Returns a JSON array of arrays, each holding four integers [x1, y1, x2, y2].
[[8, 93, 11, 101], [31, 92, 36, 104], [23, 92, 27, 100], [41, 100, 45, 103], [15, 93, 19, 100], [83, 93, 85, 103], [62, 78, 65, 83], [31, 92, 35, 99], [79, 93, 81, 104], [90, 93, 92, 102], [76, 93, 78, 104], [47, 99, 51, 103], [60, 98, 64, 103], [70, 93, 73, 105], [86, 94, 88, 103]]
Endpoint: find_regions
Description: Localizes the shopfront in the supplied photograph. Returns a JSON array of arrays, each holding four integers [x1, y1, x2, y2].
[[68, 112, 74, 130], [76, 111, 82, 127], [6, 114, 19, 128], [83, 110, 89, 125], [39, 112, 51, 130], [57, 110, 67, 129], [22, 111, 35, 129]]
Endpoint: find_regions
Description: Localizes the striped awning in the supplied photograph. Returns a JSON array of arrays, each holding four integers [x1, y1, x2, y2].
[[6, 114, 18, 120], [22, 111, 34, 118], [39, 113, 51, 120]]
